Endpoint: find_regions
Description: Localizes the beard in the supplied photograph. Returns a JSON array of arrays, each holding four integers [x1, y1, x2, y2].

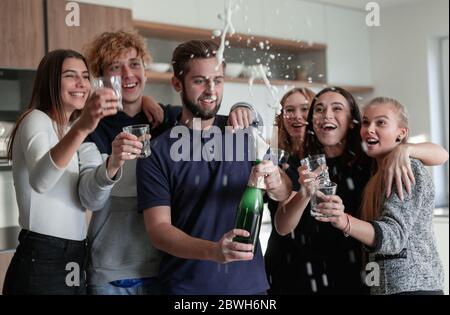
[[182, 86, 221, 120]]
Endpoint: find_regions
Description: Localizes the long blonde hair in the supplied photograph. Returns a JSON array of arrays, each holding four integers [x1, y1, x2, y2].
[[360, 97, 409, 221], [275, 88, 316, 158]]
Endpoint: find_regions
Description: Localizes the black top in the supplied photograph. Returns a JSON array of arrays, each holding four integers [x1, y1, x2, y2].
[[265, 154, 372, 295]]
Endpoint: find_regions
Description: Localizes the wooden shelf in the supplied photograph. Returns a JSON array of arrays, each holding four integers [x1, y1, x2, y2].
[[134, 21, 326, 54], [146, 71, 374, 94], [136, 21, 373, 94]]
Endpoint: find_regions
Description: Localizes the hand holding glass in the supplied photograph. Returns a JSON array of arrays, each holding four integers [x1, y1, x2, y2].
[[300, 154, 330, 185], [122, 124, 151, 159], [91, 75, 123, 111], [310, 182, 338, 217]]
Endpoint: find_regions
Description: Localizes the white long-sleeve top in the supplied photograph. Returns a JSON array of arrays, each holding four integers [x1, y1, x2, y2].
[[12, 110, 87, 240]]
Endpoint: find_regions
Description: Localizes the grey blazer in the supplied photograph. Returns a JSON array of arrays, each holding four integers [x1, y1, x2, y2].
[[368, 159, 444, 295]]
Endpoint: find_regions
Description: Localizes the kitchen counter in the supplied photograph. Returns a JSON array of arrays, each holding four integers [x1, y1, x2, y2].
[[0, 226, 20, 253]]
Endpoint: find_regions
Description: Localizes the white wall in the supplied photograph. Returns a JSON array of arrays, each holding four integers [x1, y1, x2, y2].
[[0, 171, 19, 228], [370, 2, 449, 293], [369, 0, 449, 138], [73, 0, 132, 9]]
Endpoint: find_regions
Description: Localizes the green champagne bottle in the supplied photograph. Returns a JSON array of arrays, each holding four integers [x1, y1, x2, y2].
[[233, 175, 265, 253]]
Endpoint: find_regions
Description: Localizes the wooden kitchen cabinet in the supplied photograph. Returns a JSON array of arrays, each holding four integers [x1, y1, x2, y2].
[[0, 0, 45, 69], [135, 21, 373, 94], [0, 252, 13, 295], [46, 0, 133, 53]]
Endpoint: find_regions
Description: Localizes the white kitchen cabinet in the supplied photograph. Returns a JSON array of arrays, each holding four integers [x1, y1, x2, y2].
[[263, 0, 326, 44], [132, 0, 199, 27], [0, 171, 18, 229], [193, 0, 226, 31], [325, 6, 372, 86], [195, 0, 267, 36], [134, 0, 266, 36], [73, 0, 132, 9], [231, 0, 266, 37]]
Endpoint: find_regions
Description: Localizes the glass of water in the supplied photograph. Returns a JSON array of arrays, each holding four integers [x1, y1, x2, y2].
[[310, 181, 338, 217], [300, 154, 330, 185], [91, 75, 123, 111], [122, 124, 151, 159]]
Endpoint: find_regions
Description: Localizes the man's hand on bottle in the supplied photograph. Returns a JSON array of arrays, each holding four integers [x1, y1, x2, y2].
[[215, 229, 254, 264]]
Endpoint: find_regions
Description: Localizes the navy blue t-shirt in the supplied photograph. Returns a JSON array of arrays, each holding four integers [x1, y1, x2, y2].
[[86, 104, 181, 154], [136, 116, 269, 295]]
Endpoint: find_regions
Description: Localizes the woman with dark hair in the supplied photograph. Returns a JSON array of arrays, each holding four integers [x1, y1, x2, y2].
[[2, 49, 136, 295], [318, 97, 445, 295], [273, 87, 448, 294]]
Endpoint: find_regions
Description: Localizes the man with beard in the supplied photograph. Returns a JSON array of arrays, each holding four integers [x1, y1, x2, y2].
[[78, 32, 256, 295], [136, 40, 292, 295]]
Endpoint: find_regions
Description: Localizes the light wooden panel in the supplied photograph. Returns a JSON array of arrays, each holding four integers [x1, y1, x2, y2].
[[0, 252, 14, 295], [0, 0, 45, 69], [146, 71, 374, 94], [47, 0, 133, 53]]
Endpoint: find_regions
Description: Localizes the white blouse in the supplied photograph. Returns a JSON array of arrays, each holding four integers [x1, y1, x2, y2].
[[12, 110, 86, 241]]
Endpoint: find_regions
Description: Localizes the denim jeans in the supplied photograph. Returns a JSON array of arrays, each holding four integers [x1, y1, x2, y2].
[[88, 278, 162, 295], [2, 229, 87, 295]]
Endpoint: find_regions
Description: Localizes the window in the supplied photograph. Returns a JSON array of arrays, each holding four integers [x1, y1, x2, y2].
[[441, 38, 449, 207], [429, 37, 449, 208]]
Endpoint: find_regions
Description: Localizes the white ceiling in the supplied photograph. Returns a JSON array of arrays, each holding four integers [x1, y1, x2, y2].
[[304, 0, 425, 10]]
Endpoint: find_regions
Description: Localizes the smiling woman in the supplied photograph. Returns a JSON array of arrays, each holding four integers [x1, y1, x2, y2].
[[2, 49, 120, 295]]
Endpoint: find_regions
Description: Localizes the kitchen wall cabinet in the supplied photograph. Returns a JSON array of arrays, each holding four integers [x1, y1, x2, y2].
[[134, 0, 325, 44], [263, 0, 326, 44], [133, 0, 199, 28], [133, 0, 266, 35], [46, 0, 133, 53], [0, 0, 45, 69], [230, 0, 266, 37], [325, 6, 373, 86], [135, 21, 372, 94], [77, 0, 374, 88]]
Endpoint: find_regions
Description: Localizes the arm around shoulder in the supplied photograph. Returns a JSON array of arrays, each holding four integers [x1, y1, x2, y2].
[[407, 142, 449, 166]]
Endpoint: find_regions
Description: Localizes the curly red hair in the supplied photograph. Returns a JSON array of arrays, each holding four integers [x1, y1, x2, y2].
[[84, 30, 152, 77]]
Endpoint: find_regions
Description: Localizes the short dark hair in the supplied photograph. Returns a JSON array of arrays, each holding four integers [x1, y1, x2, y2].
[[171, 40, 225, 81], [304, 86, 366, 166]]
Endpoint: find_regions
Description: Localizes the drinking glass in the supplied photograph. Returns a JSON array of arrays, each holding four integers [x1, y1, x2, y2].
[[300, 154, 330, 185], [91, 75, 123, 111], [310, 181, 338, 217], [122, 124, 151, 159]]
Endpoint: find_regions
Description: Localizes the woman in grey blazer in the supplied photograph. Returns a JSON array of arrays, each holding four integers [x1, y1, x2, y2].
[[314, 97, 446, 295]]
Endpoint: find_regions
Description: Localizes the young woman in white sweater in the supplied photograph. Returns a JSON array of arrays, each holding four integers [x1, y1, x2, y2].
[[3, 49, 142, 295]]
